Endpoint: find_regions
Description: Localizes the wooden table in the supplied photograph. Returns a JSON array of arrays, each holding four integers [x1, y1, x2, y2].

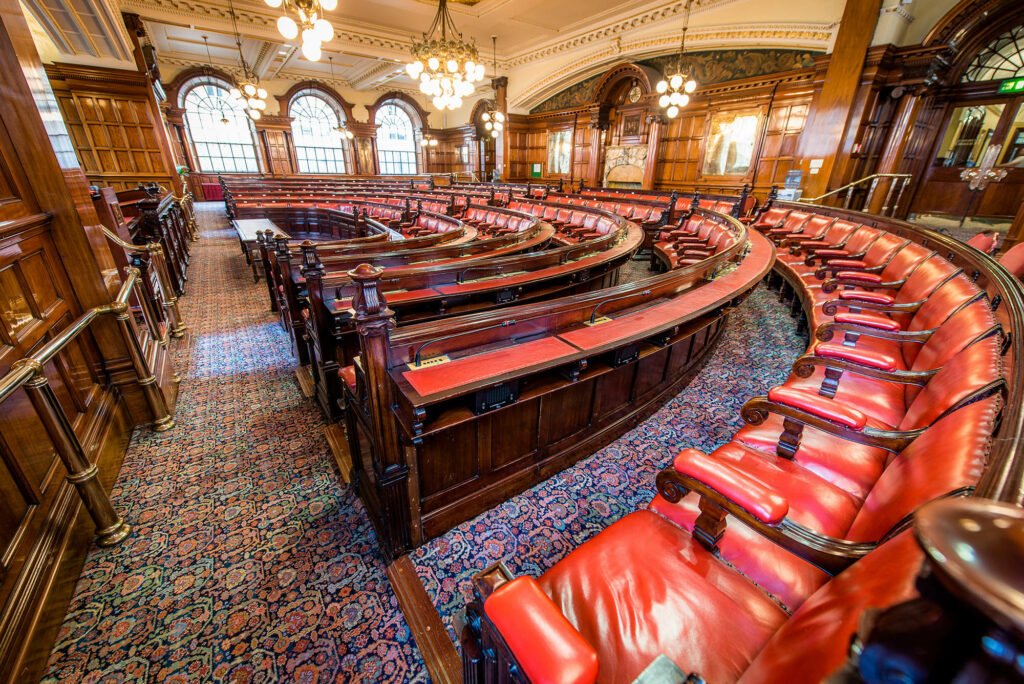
[[233, 218, 289, 281]]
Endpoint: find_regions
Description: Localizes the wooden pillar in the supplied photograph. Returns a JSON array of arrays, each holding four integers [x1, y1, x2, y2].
[[348, 121, 379, 175], [122, 13, 185, 196], [1007, 198, 1024, 250], [868, 87, 923, 216], [588, 105, 610, 188], [492, 76, 509, 181], [643, 114, 662, 190], [349, 264, 413, 557], [796, 0, 884, 198]]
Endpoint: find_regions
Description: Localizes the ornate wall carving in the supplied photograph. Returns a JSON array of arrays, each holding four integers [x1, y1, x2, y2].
[[531, 48, 821, 113]]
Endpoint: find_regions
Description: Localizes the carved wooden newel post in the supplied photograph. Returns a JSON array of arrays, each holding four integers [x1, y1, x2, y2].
[[350, 263, 415, 559]]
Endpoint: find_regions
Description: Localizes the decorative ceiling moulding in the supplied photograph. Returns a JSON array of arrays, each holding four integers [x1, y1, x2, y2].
[[121, 0, 415, 58], [511, 24, 834, 110]]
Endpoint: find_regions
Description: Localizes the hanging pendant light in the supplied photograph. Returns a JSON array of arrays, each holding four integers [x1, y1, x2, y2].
[[267, 0, 334, 61], [480, 35, 505, 139], [656, 0, 698, 119], [226, 0, 268, 120], [201, 36, 232, 127], [405, 0, 485, 111], [327, 56, 355, 139]]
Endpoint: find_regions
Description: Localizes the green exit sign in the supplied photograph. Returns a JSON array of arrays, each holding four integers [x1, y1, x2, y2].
[[999, 77, 1024, 94]]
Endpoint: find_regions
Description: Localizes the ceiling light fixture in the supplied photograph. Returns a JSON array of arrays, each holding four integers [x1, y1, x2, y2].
[[405, 0, 485, 111], [201, 36, 233, 127], [480, 35, 504, 139], [656, 0, 698, 119], [226, 0, 268, 120], [328, 56, 354, 139], [265, 0, 335, 61]]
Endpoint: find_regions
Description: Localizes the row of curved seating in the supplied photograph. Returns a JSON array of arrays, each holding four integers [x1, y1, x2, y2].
[[460, 201, 1024, 683]]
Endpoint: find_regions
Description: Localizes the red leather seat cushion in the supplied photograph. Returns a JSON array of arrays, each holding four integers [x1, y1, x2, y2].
[[648, 494, 829, 611], [739, 532, 923, 683], [734, 419, 889, 500], [767, 386, 868, 430], [782, 367, 906, 428], [538, 510, 787, 683], [338, 365, 356, 391]]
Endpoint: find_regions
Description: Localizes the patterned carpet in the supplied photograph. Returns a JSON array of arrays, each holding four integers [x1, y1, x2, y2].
[[410, 283, 807, 646], [44, 205, 427, 683], [43, 203, 807, 682]]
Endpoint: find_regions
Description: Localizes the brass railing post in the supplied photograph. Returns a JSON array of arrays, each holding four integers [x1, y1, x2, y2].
[[16, 359, 132, 547], [113, 270, 176, 432], [149, 243, 187, 339]]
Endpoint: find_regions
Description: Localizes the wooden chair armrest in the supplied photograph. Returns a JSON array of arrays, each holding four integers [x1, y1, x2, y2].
[[791, 352, 935, 386]]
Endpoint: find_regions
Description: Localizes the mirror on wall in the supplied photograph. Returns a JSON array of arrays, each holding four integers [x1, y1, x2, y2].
[[547, 129, 572, 175], [701, 109, 762, 177]]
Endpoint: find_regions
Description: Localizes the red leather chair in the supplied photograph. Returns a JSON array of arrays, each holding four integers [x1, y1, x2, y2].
[[999, 241, 1024, 279], [965, 230, 1000, 255], [748, 207, 792, 231]]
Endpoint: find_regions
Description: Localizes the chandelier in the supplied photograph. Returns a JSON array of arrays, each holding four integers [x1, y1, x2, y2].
[[327, 56, 354, 139], [481, 36, 504, 138], [656, 0, 698, 119], [265, 0, 336, 62], [405, 0, 486, 111], [226, 0, 268, 119]]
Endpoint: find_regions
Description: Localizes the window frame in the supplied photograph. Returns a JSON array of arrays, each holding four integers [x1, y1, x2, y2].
[[375, 102, 420, 175], [289, 90, 348, 174], [180, 77, 261, 174]]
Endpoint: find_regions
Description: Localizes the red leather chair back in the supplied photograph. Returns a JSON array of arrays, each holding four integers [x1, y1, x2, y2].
[[999, 242, 1024, 279], [860, 234, 909, 269], [905, 299, 997, 379], [966, 231, 1000, 255], [879, 243, 932, 282], [847, 396, 997, 541], [841, 227, 881, 255], [898, 335, 1002, 431], [890, 257, 961, 326], [751, 207, 790, 229]]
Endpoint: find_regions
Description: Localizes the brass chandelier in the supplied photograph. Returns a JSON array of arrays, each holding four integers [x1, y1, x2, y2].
[[227, 0, 268, 120], [405, 0, 486, 111], [481, 36, 504, 139], [265, 0, 336, 61], [656, 0, 698, 119]]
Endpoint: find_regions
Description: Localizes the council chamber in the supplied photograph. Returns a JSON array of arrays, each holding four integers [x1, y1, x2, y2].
[[1, 0, 1023, 682]]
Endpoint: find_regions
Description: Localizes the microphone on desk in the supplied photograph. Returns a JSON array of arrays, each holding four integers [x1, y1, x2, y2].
[[413, 319, 517, 367], [590, 289, 652, 324]]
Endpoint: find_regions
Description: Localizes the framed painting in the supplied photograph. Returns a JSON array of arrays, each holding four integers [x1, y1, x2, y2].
[[700, 106, 765, 179]]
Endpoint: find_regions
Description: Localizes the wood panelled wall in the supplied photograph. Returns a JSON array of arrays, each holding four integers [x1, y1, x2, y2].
[[47, 64, 179, 192], [0, 1, 169, 680]]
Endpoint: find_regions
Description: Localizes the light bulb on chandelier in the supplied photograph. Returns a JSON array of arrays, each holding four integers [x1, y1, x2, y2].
[[225, 2, 268, 121], [406, 0, 486, 112], [267, 0, 334, 61], [655, 0, 698, 119]]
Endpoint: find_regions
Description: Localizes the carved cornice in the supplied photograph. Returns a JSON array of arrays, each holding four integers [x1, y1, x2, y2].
[[45, 61, 150, 86], [514, 26, 832, 110]]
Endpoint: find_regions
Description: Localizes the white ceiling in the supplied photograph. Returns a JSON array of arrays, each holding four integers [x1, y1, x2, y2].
[[24, 0, 882, 115]]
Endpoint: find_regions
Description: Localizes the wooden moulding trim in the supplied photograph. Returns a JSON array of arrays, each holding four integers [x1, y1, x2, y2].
[[44, 62, 149, 87], [386, 555, 462, 684]]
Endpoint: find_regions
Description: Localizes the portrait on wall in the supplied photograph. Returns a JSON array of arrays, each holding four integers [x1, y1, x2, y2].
[[701, 108, 763, 177], [547, 129, 572, 175], [622, 114, 641, 138]]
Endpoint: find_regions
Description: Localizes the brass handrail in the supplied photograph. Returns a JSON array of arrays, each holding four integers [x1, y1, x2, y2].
[[173, 191, 200, 242], [101, 227, 187, 339], [804, 173, 913, 217], [1, 266, 177, 547]]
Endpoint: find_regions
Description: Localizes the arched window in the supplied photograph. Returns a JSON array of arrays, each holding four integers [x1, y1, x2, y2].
[[182, 78, 259, 173], [963, 25, 1024, 82], [375, 102, 418, 174], [290, 91, 347, 174]]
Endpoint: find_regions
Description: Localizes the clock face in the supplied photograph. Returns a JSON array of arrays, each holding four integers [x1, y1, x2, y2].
[[628, 85, 642, 103]]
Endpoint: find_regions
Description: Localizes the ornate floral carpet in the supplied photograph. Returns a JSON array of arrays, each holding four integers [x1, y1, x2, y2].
[[409, 284, 806, 646], [43, 205, 427, 683], [43, 203, 806, 682]]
